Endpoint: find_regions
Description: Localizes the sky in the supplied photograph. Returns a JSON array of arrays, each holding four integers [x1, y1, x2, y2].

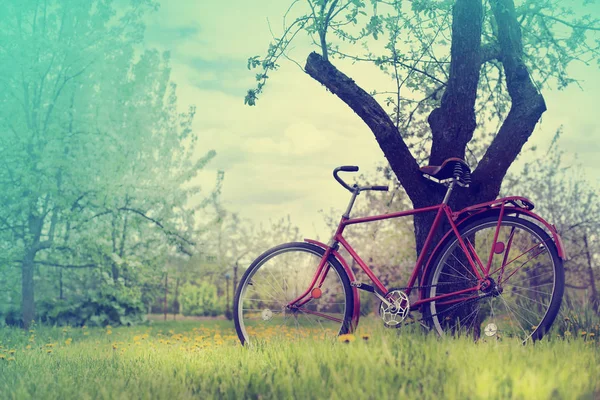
[[143, 0, 600, 241]]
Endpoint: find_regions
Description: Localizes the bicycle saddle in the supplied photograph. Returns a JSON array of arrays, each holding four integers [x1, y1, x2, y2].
[[420, 157, 471, 180]]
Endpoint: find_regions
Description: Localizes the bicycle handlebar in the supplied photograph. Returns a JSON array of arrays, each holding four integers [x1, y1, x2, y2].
[[333, 166, 389, 193], [333, 166, 358, 191], [370, 186, 389, 192]]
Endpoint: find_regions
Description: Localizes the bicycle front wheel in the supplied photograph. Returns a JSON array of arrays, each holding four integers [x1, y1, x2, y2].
[[424, 215, 564, 343], [233, 242, 354, 345]]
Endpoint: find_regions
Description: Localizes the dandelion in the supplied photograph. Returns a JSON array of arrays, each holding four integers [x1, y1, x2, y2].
[[337, 334, 355, 343], [106, 330, 113, 335], [8, 349, 15, 355], [65, 338, 72, 345], [112, 344, 118, 350], [581, 331, 587, 336], [83, 332, 90, 336], [25, 345, 31, 350], [0, 354, 5, 360], [45, 343, 55, 348], [46, 349, 53, 354], [7, 357, 15, 362]]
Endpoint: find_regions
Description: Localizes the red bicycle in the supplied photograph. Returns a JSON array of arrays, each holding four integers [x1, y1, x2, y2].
[[234, 158, 565, 344]]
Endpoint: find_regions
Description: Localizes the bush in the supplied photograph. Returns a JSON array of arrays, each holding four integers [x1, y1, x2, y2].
[[37, 285, 146, 327], [180, 282, 224, 317]]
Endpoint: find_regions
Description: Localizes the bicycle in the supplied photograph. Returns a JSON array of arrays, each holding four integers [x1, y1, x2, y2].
[[233, 158, 565, 345]]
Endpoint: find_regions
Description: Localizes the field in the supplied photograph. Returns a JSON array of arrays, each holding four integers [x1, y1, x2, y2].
[[0, 319, 598, 400]]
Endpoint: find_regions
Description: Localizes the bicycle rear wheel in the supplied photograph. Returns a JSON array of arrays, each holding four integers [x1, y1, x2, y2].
[[424, 215, 564, 343], [233, 242, 354, 345]]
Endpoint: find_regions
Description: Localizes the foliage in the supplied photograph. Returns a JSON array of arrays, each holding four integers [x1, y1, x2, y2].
[[0, 0, 217, 328], [180, 282, 224, 317], [37, 284, 146, 328]]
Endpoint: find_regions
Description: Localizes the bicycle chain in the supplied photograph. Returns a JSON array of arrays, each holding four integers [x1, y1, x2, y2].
[[423, 292, 493, 322], [391, 280, 478, 291], [387, 281, 489, 326]]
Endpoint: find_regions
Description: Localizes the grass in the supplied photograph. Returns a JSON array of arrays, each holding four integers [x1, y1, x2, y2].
[[0, 319, 598, 399]]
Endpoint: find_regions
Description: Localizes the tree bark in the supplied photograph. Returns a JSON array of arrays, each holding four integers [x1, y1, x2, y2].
[[428, 0, 483, 166]]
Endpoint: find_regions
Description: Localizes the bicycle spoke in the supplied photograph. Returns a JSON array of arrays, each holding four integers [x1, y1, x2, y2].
[[426, 217, 562, 343]]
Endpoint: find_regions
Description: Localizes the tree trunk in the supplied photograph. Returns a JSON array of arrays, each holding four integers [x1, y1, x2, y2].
[[21, 251, 36, 330], [304, 0, 546, 261], [583, 233, 599, 310], [173, 277, 180, 321], [164, 272, 168, 321]]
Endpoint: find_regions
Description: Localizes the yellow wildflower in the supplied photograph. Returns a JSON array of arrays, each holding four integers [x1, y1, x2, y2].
[[106, 330, 113, 335], [65, 338, 72, 345], [46, 349, 53, 354], [25, 345, 31, 350], [8, 349, 15, 355], [7, 357, 15, 362], [0, 354, 5, 360], [337, 334, 355, 343], [581, 331, 587, 336]]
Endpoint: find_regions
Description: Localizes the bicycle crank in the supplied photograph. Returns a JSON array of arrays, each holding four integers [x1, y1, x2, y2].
[[379, 289, 410, 328]]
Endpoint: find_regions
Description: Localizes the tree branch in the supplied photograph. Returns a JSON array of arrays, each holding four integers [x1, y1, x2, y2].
[[472, 0, 546, 202], [34, 260, 97, 269], [304, 52, 425, 200], [119, 207, 196, 247]]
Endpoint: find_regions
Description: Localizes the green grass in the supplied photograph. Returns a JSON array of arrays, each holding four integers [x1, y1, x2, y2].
[[0, 320, 598, 399]]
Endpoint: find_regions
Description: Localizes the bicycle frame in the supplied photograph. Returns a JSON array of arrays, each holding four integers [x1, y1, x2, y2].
[[288, 195, 565, 328]]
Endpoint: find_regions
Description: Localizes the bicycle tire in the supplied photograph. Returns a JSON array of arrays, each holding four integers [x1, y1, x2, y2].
[[233, 242, 354, 345], [423, 215, 564, 343]]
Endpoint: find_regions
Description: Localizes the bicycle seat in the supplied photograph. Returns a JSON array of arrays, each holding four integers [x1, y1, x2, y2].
[[420, 157, 471, 180]]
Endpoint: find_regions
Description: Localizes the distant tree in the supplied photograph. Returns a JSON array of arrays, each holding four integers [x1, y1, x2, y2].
[[505, 134, 600, 309], [245, 0, 600, 256], [0, 0, 215, 328]]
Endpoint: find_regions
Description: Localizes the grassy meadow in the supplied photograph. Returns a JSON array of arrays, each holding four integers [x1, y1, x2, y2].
[[0, 319, 598, 400]]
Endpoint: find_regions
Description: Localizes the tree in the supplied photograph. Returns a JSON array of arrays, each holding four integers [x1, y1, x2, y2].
[[0, 0, 215, 328], [245, 0, 600, 256]]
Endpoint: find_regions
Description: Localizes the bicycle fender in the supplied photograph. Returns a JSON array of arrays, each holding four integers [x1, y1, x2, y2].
[[453, 206, 566, 259], [304, 238, 361, 329]]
